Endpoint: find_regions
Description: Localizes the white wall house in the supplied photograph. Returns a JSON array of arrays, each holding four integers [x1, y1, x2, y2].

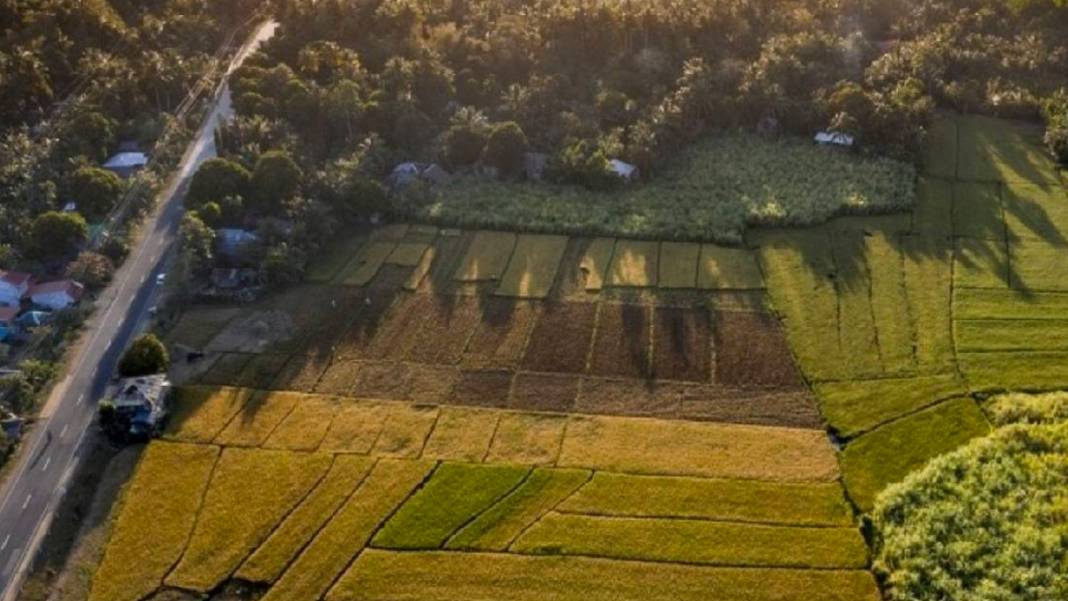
[[0, 272, 31, 307], [27, 280, 85, 310]]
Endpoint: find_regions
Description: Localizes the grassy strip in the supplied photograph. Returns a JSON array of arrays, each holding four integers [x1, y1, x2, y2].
[[485, 413, 568, 465], [830, 228, 882, 377], [607, 239, 658, 287], [386, 242, 429, 267], [213, 390, 300, 447], [558, 416, 839, 482], [319, 401, 391, 453], [657, 242, 699, 288], [558, 473, 853, 526], [338, 241, 396, 286], [841, 397, 989, 511], [262, 459, 434, 601], [166, 449, 332, 591], [237, 456, 375, 584], [922, 118, 957, 179], [495, 234, 569, 298], [755, 229, 843, 380], [911, 177, 953, 236], [1002, 181, 1068, 242], [373, 463, 530, 549], [901, 235, 955, 370], [959, 351, 1068, 391], [954, 237, 1009, 289], [307, 232, 368, 282], [578, 237, 615, 291], [512, 513, 868, 569], [954, 287, 1068, 319], [956, 114, 1059, 185], [403, 245, 436, 290], [697, 244, 764, 289], [865, 228, 915, 374], [955, 319, 1068, 351], [454, 231, 517, 281], [166, 307, 239, 349], [814, 373, 967, 438], [952, 180, 1003, 240], [263, 395, 340, 451], [1009, 238, 1068, 292], [446, 468, 590, 551], [165, 386, 253, 443], [89, 443, 219, 601], [421, 407, 499, 462]]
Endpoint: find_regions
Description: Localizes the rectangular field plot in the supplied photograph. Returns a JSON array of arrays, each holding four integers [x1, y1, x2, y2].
[[607, 240, 658, 287], [403, 245, 436, 290], [307, 232, 368, 282], [447, 468, 590, 551], [651, 307, 711, 382], [496, 234, 568, 298], [1009, 239, 1068, 291], [510, 372, 579, 413], [864, 228, 915, 373], [714, 311, 801, 387], [959, 350, 1068, 392], [319, 402, 391, 453], [213, 390, 301, 447], [485, 413, 567, 465], [371, 404, 439, 458], [238, 455, 374, 584], [697, 244, 764, 290], [373, 463, 529, 549], [166, 307, 239, 349], [952, 181, 1003, 240], [338, 241, 395, 286], [814, 373, 966, 438], [902, 236, 955, 369], [830, 229, 882, 377], [956, 319, 1068, 352], [911, 177, 953, 236], [922, 117, 957, 179], [454, 231, 517, 281], [462, 298, 539, 370], [589, 303, 652, 378], [512, 513, 868, 569], [89, 443, 219, 601], [521, 302, 596, 373], [165, 386, 253, 443], [558, 416, 838, 482], [198, 352, 255, 386], [657, 242, 700, 288], [329, 550, 881, 601], [841, 397, 989, 511], [406, 296, 484, 365], [578, 237, 615, 291], [1003, 181, 1068, 242], [421, 407, 499, 461], [263, 395, 340, 451], [559, 473, 853, 526], [955, 237, 1009, 289], [956, 115, 1060, 185], [954, 287, 1068, 319], [166, 449, 332, 592]]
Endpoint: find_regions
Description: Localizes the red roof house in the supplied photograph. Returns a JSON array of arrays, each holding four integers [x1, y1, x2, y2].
[[27, 280, 85, 310]]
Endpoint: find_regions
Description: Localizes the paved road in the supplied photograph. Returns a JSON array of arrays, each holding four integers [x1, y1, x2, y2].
[[0, 21, 276, 600]]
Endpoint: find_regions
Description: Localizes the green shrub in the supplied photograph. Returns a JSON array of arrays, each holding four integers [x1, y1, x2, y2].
[[483, 122, 528, 178], [187, 158, 251, 209], [29, 211, 88, 259], [118, 333, 170, 377], [67, 166, 124, 220], [251, 150, 303, 214]]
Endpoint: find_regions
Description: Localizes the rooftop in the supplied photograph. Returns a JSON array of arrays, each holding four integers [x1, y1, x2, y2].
[[103, 152, 149, 169]]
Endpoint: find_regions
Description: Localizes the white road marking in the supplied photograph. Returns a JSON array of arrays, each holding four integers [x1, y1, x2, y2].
[[41, 457, 50, 472], [59, 425, 68, 439], [20, 495, 30, 510], [77, 393, 84, 404], [1, 535, 9, 551]]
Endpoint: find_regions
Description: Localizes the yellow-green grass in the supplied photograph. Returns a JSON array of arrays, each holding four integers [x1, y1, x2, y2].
[[697, 244, 764, 289], [956, 114, 1060, 186], [955, 319, 1068, 352], [911, 177, 953, 236], [1002, 181, 1068, 242], [512, 513, 868, 569], [261, 459, 435, 601], [89, 443, 219, 601], [328, 550, 881, 601], [165, 386, 253, 443], [901, 235, 955, 369], [558, 416, 839, 482], [841, 397, 989, 511], [952, 180, 1003, 240], [864, 227, 914, 373], [213, 390, 300, 447], [166, 449, 332, 591], [1008, 238, 1068, 291], [403, 245, 436, 290], [338, 241, 396, 286], [371, 404, 440, 457], [922, 117, 957, 179], [373, 463, 530, 549], [446, 468, 590, 551], [386, 242, 430, 267], [578, 237, 615, 291], [830, 228, 882, 377], [237, 455, 374, 584], [166, 307, 239, 349], [755, 229, 842, 380], [496, 234, 569, 298], [959, 351, 1068, 391], [308, 232, 368, 282], [558, 473, 853, 526], [263, 395, 340, 451], [484, 413, 567, 465], [421, 407, 499, 462], [319, 401, 391, 453], [454, 230, 517, 281], [954, 236, 1009, 289], [814, 373, 967, 438], [606, 239, 659, 287], [656, 242, 699, 288], [954, 287, 1068, 319]]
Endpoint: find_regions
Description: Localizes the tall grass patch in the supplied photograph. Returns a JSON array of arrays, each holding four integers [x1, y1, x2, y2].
[[495, 234, 568, 298]]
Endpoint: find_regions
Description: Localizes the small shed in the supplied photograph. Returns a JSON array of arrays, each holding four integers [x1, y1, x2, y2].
[[609, 159, 640, 183], [814, 131, 855, 148], [387, 162, 450, 190], [102, 152, 148, 178]]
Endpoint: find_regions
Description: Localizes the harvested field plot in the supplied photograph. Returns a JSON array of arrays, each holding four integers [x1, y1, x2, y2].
[[407, 296, 483, 365], [314, 358, 362, 395], [450, 369, 513, 408], [651, 307, 711, 382], [407, 364, 459, 403], [351, 360, 413, 399], [421, 407, 499, 461], [607, 240, 658, 287], [329, 550, 880, 601], [213, 390, 301, 447], [463, 298, 539, 370], [589, 303, 652, 378], [486, 413, 567, 465], [697, 244, 764, 289], [165, 386, 253, 443], [319, 402, 391, 453], [272, 354, 328, 392], [714, 311, 800, 387], [677, 386, 822, 428], [578, 237, 616, 291], [333, 292, 397, 359], [657, 242, 700, 288], [574, 377, 685, 418], [510, 372, 578, 412], [496, 234, 568, 298], [371, 404, 439, 457], [339, 241, 395, 286], [264, 394, 340, 450], [365, 294, 434, 360], [522, 302, 596, 373], [454, 230, 517, 281], [89, 443, 219, 601]]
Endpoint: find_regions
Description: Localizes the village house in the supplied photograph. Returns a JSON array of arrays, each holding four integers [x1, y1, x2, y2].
[[27, 280, 85, 311], [110, 374, 171, 439], [0, 306, 17, 343], [0, 272, 32, 307], [102, 151, 149, 178], [215, 228, 260, 259]]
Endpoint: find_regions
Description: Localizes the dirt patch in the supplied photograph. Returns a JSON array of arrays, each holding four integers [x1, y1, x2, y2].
[[366, 293, 433, 360], [272, 354, 328, 392], [407, 296, 483, 365], [450, 369, 514, 408], [206, 310, 297, 354], [350, 361, 413, 400], [574, 377, 689, 418], [334, 291, 399, 359], [714, 311, 803, 388], [652, 306, 712, 382], [408, 364, 460, 403], [510, 372, 579, 413], [365, 264, 412, 293], [235, 354, 291, 389], [522, 302, 597, 373], [198, 353, 255, 386], [313, 359, 363, 395], [678, 386, 823, 429], [462, 298, 539, 370], [165, 307, 240, 350], [589, 303, 652, 379]]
